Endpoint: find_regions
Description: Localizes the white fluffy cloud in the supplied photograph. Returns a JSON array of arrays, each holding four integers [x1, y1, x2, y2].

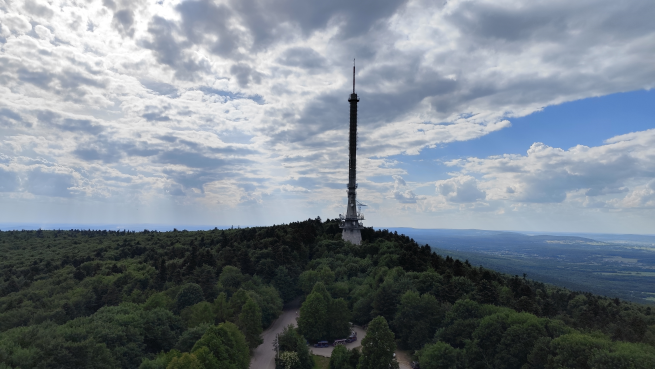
[[437, 129, 655, 210], [0, 0, 654, 228]]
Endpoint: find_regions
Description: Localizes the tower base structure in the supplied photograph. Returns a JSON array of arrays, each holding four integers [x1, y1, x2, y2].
[[342, 228, 362, 245]]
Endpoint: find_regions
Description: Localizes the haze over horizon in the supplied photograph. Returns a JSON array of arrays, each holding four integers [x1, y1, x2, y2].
[[1, 0, 654, 234]]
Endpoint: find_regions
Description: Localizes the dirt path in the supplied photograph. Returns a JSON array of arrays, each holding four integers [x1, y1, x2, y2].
[[395, 350, 412, 369], [250, 299, 300, 369]]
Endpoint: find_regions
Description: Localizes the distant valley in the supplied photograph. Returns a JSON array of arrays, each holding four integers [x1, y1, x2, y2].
[[384, 228, 655, 304]]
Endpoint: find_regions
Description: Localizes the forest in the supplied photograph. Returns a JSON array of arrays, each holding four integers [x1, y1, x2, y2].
[[1, 218, 655, 369]]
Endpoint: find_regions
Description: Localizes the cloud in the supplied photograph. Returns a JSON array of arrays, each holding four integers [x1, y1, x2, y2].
[[436, 175, 486, 203], [230, 63, 261, 88], [26, 168, 76, 197], [112, 9, 135, 38], [444, 129, 655, 208], [0, 0, 654, 228], [277, 47, 327, 71], [142, 16, 210, 80], [392, 175, 418, 203]]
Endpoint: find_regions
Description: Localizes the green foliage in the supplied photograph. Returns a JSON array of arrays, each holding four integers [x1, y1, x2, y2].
[[238, 297, 263, 349], [273, 266, 297, 303], [191, 322, 250, 369], [1, 221, 654, 368], [175, 284, 205, 314], [218, 266, 247, 297], [358, 316, 396, 369], [274, 325, 313, 369], [393, 291, 444, 350], [167, 352, 203, 369], [174, 324, 211, 353], [328, 345, 360, 369], [298, 282, 350, 341], [326, 298, 351, 340], [212, 292, 232, 324], [297, 290, 328, 342], [143, 292, 173, 311], [418, 341, 462, 369], [181, 302, 215, 328]]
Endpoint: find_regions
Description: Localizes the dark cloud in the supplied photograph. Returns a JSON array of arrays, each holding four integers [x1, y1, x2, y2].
[[157, 149, 249, 169], [142, 105, 171, 122], [36, 110, 105, 134], [230, 0, 407, 50], [0, 108, 30, 128], [74, 140, 122, 163], [230, 63, 261, 88], [163, 169, 227, 191], [23, 0, 54, 19], [103, 0, 117, 10], [18, 69, 54, 89], [74, 137, 160, 163], [277, 47, 327, 71], [448, 1, 655, 45], [59, 118, 104, 134], [112, 9, 135, 38], [176, 0, 242, 58], [143, 16, 209, 80], [26, 168, 75, 197]]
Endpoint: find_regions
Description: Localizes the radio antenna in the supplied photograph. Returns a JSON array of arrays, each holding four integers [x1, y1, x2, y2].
[[353, 59, 355, 94]]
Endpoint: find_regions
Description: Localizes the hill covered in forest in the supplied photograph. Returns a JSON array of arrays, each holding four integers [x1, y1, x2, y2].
[[1, 219, 654, 368]]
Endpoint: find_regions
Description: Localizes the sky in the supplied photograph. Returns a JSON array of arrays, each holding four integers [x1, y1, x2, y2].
[[0, 0, 654, 234]]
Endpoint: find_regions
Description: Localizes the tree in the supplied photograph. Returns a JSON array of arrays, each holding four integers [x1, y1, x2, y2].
[[239, 297, 263, 349], [212, 292, 232, 324], [418, 342, 462, 369], [218, 266, 247, 297], [229, 289, 250, 317], [329, 345, 356, 369], [298, 270, 320, 295], [326, 298, 351, 340], [181, 302, 215, 328], [273, 266, 296, 303], [274, 325, 313, 369], [371, 282, 400, 322], [166, 352, 203, 369], [297, 292, 327, 341], [393, 291, 443, 350], [192, 322, 250, 369], [175, 283, 205, 313], [358, 316, 397, 369], [143, 292, 173, 311]]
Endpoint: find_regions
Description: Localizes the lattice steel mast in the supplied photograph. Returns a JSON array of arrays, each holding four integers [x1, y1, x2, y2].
[[339, 60, 365, 245]]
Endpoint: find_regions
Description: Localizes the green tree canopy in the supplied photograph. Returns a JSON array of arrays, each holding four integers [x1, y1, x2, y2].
[[175, 284, 205, 314], [297, 291, 327, 342], [238, 297, 263, 349], [274, 325, 313, 369], [418, 341, 462, 369], [358, 316, 396, 369]]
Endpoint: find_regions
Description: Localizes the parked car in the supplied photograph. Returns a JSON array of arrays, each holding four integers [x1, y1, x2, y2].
[[314, 341, 329, 348], [411, 361, 420, 369], [333, 339, 347, 346]]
